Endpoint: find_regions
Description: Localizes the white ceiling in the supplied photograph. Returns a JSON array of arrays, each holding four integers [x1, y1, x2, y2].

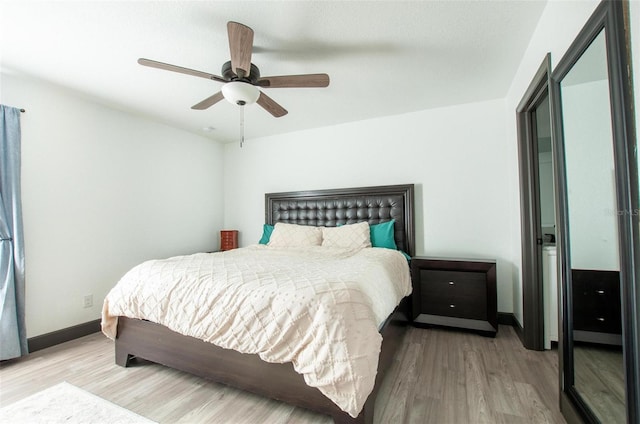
[[1, 1, 547, 144]]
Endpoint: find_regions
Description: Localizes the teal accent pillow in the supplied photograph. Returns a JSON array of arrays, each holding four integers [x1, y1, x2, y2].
[[258, 224, 274, 245], [370, 220, 397, 249]]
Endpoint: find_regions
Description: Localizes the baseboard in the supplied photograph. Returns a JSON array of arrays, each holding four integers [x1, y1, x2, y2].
[[511, 315, 525, 345], [497, 312, 526, 345], [27, 319, 101, 353], [497, 312, 518, 327]]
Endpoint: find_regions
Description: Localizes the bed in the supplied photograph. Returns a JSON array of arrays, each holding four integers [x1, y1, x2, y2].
[[102, 184, 415, 424]]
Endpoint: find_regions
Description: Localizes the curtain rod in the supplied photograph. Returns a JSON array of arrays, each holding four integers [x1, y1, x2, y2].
[[20, 109, 25, 113]]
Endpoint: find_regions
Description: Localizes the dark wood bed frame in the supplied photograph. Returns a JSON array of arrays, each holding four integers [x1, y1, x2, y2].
[[115, 184, 415, 423]]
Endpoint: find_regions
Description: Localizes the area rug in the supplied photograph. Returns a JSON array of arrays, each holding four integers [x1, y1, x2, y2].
[[0, 382, 157, 423]]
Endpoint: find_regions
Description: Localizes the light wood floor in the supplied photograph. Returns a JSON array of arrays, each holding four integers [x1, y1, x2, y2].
[[574, 344, 625, 424], [0, 325, 565, 423]]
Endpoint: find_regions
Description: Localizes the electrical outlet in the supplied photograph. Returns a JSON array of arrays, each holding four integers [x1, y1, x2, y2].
[[83, 294, 93, 309]]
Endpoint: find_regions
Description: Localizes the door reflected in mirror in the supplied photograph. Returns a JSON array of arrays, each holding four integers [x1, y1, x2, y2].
[[560, 29, 624, 423]]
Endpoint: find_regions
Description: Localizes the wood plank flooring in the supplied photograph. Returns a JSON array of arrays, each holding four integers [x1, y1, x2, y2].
[[574, 344, 625, 423], [0, 325, 565, 423]]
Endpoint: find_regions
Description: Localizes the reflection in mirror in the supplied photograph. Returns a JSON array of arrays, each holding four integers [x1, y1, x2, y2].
[[560, 29, 625, 423], [535, 92, 560, 350], [535, 93, 555, 242]]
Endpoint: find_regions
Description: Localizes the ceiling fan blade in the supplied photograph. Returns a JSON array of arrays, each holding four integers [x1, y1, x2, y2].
[[227, 22, 254, 79], [138, 58, 226, 83], [256, 92, 288, 117], [256, 74, 330, 88], [191, 91, 225, 110]]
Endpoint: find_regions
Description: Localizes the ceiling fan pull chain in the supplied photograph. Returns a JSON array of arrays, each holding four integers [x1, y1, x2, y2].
[[240, 105, 245, 148]]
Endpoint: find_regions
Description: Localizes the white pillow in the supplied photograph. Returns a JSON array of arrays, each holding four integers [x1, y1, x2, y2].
[[268, 222, 323, 247], [322, 222, 372, 249]]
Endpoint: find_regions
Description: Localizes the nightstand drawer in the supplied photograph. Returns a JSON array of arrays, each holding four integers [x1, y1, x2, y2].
[[573, 312, 621, 334], [422, 296, 487, 320], [419, 270, 486, 296]]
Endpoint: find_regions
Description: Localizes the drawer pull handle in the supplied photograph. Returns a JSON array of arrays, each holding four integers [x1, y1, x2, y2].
[[448, 281, 455, 285], [596, 290, 605, 294], [449, 304, 456, 308], [597, 317, 605, 322]]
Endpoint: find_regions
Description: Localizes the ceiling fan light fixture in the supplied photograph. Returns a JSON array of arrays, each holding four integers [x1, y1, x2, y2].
[[221, 81, 260, 106]]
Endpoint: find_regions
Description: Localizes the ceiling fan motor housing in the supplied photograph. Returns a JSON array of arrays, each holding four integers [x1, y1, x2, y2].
[[221, 61, 261, 84]]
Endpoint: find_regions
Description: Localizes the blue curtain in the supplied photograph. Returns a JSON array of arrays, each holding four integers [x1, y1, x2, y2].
[[0, 105, 27, 359]]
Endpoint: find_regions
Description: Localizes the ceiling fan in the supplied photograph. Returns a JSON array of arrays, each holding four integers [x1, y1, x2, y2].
[[138, 21, 330, 118]]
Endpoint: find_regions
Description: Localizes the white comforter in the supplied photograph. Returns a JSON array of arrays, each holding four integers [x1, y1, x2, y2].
[[101, 245, 411, 417]]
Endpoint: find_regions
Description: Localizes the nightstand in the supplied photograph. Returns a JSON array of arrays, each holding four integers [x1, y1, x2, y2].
[[411, 257, 498, 337], [220, 230, 239, 251]]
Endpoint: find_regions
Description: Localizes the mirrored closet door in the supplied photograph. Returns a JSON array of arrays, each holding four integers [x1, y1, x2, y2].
[[551, 1, 639, 423]]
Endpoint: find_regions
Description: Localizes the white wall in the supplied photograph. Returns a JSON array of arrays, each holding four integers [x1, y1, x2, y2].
[[223, 99, 516, 313], [1, 73, 225, 337], [505, 0, 601, 325]]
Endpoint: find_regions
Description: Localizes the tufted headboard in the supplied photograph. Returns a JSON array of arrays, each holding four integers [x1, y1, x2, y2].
[[265, 184, 415, 256]]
